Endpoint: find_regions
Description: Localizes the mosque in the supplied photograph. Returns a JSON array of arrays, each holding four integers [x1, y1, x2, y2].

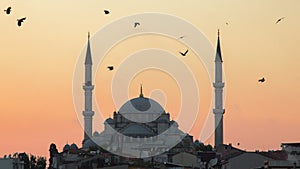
[[79, 31, 225, 158], [50, 32, 226, 169], [62, 31, 300, 169]]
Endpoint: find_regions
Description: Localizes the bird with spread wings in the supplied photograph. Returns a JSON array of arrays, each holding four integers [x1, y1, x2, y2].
[[17, 17, 26, 27], [179, 49, 189, 56]]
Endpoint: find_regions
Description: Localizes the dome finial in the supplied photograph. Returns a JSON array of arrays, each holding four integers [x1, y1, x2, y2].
[[139, 84, 144, 98]]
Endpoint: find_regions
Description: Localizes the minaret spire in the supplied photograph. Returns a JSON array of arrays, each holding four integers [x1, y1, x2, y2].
[[85, 32, 93, 65], [215, 29, 223, 62], [139, 84, 144, 98], [213, 30, 225, 148], [82, 32, 94, 144]]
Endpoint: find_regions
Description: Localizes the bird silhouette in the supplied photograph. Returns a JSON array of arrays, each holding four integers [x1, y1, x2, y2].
[[226, 22, 229, 25], [258, 77, 265, 83], [4, 7, 11, 15], [107, 66, 114, 71], [17, 17, 26, 26], [178, 36, 185, 39], [179, 49, 189, 56], [275, 17, 285, 24], [104, 10, 110, 15], [134, 22, 140, 28]]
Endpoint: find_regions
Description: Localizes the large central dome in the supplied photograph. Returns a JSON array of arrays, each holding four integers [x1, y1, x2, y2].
[[119, 96, 165, 114], [117, 85, 166, 123]]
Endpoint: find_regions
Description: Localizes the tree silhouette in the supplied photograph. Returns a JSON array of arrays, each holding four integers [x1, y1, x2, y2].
[[16, 152, 46, 169], [48, 143, 58, 169], [194, 141, 213, 152], [30, 155, 37, 169], [36, 156, 47, 169], [18, 152, 30, 169]]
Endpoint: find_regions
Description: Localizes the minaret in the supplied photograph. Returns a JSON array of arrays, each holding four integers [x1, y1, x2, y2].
[[82, 32, 94, 144], [213, 30, 225, 147]]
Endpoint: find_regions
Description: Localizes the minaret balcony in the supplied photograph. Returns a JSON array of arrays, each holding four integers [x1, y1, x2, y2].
[[213, 108, 225, 114], [83, 85, 94, 90], [213, 82, 224, 88], [85, 81, 92, 86], [83, 110, 94, 116]]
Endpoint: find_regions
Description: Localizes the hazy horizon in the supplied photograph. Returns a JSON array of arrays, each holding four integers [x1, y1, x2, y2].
[[0, 0, 300, 158]]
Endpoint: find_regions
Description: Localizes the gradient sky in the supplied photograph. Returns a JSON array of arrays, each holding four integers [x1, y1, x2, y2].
[[0, 0, 300, 158]]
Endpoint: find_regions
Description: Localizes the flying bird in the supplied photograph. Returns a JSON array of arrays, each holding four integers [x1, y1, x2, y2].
[[4, 7, 11, 15], [226, 22, 229, 25], [258, 77, 265, 83], [179, 49, 189, 56], [275, 17, 285, 24], [104, 10, 110, 15], [178, 36, 185, 39], [107, 66, 114, 71], [17, 17, 26, 27], [134, 22, 140, 28]]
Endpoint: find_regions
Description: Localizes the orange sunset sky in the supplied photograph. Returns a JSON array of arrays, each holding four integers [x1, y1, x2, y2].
[[0, 0, 300, 158]]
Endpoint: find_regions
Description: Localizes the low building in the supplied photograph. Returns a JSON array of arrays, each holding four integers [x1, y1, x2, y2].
[[266, 160, 299, 169], [172, 152, 200, 168], [224, 152, 273, 169], [0, 155, 24, 169], [217, 144, 290, 169], [281, 143, 300, 162]]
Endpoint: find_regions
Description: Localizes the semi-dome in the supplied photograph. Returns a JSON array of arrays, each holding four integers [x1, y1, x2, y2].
[[83, 139, 97, 149], [105, 117, 114, 124], [120, 124, 155, 137], [170, 120, 179, 127], [93, 131, 100, 137]]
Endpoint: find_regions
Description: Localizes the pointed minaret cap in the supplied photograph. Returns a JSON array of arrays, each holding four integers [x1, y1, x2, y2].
[[85, 32, 93, 65], [139, 84, 144, 98], [215, 29, 223, 62]]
